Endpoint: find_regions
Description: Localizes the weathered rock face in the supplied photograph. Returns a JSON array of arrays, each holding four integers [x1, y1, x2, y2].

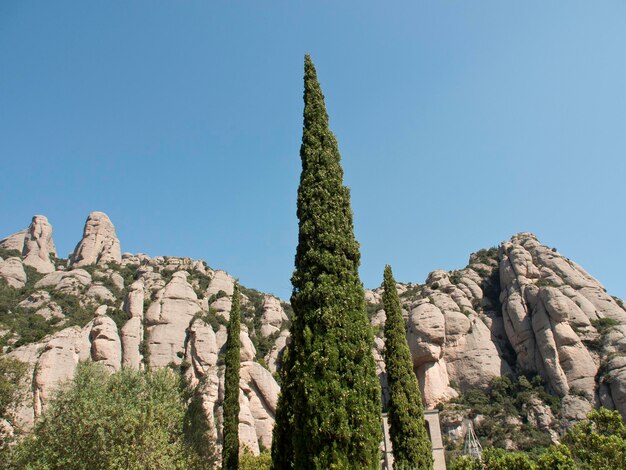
[[89, 307, 122, 371], [259, 296, 288, 337], [35, 269, 92, 295], [33, 327, 84, 417], [0, 229, 28, 253], [70, 212, 121, 267], [22, 215, 56, 273], [145, 271, 202, 368], [360, 233, 626, 425], [498, 233, 626, 415], [239, 361, 280, 451], [265, 330, 289, 373], [184, 318, 221, 443], [121, 280, 145, 369], [206, 270, 235, 297], [0, 257, 27, 288], [400, 266, 508, 406], [7, 342, 46, 430]]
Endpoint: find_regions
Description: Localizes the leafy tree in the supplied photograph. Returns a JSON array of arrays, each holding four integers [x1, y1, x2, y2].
[[271, 55, 382, 469], [222, 283, 241, 469], [240, 448, 271, 470], [480, 447, 536, 469], [382, 265, 432, 469], [0, 356, 27, 449], [563, 407, 626, 469], [535, 445, 575, 470], [448, 456, 481, 470], [6, 363, 214, 469]]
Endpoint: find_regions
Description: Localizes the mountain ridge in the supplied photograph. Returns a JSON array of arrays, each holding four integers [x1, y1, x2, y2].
[[1, 211, 625, 459]]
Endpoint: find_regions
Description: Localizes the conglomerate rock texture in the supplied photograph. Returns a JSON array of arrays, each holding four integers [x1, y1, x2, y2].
[[1, 215, 625, 455]]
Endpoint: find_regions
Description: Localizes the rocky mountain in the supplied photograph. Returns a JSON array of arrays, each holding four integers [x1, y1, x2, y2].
[[365, 233, 626, 454], [0, 212, 288, 456], [1, 214, 625, 457]]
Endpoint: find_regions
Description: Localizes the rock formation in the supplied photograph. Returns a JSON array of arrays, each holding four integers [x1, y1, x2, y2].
[[0, 257, 27, 288], [89, 306, 122, 371], [259, 296, 288, 337], [3, 213, 626, 455], [121, 280, 145, 369], [22, 215, 57, 273], [0, 229, 28, 253], [70, 212, 121, 266], [145, 271, 202, 368]]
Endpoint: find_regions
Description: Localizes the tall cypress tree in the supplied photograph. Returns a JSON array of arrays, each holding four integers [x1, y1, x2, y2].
[[382, 265, 432, 469], [222, 283, 241, 470], [271, 55, 382, 470]]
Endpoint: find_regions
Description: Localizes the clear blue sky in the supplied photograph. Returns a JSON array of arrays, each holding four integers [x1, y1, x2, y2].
[[1, 1, 625, 301]]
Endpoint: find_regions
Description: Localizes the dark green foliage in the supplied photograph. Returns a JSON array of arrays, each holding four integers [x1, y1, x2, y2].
[[0, 357, 27, 450], [471, 247, 499, 266], [366, 301, 383, 320], [449, 408, 624, 469], [195, 308, 229, 332], [109, 262, 139, 287], [5, 363, 215, 469], [383, 265, 432, 469], [535, 278, 559, 288], [0, 248, 22, 259], [400, 284, 423, 300], [0, 266, 97, 348], [186, 270, 212, 298], [445, 375, 559, 459], [280, 301, 294, 320], [183, 383, 218, 466], [480, 447, 537, 469], [272, 55, 381, 470], [591, 317, 620, 333], [535, 445, 575, 469], [108, 307, 129, 330], [255, 330, 280, 359], [222, 283, 241, 469], [563, 407, 626, 469], [585, 318, 621, 353]]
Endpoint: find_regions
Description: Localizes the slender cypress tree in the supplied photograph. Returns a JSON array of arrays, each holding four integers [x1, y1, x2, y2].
[[222, 283, 241, 470], [271, 55, 382, 470], [382, 265, 432, 469]]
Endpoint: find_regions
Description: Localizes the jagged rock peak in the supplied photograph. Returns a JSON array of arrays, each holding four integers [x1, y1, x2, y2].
[[0, 215, 57, 274], [70, 212, 121, 267], [0, 229, 27, 253], [23, 215, 57, 273]]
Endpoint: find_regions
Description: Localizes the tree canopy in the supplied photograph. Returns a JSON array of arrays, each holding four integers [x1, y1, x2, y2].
[[6, 363, 215, 469]]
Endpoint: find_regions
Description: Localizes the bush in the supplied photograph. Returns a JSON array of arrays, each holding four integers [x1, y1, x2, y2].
[[563, 407, 626, 469], [0, 357, 27, 450], [240, 448, 271, 470], [450, 375, 558, 453], [5, 363, 216, 469]]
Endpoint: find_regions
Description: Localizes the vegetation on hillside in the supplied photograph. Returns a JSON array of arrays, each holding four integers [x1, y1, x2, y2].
[[442, 375, 560, 461], [0, 356, 27, 452], [449, 407, 626, 470]]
